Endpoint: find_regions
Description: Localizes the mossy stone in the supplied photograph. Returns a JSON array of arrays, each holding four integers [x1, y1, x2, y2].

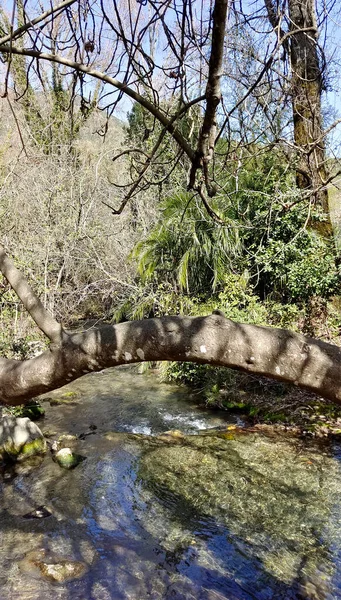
[[49, 392, 80, 406], [0, 416, 46, 462], [54, 447, 86, 469], [19, 437, 46, 459]]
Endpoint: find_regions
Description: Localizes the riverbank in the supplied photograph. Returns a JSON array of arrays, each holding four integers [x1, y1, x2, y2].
[[155, 362, 341, 439], [210, 384, 341, 439]]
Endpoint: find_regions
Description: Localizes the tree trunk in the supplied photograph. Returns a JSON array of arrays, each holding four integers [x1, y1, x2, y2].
[[1, 314, 341, 406], [288, 0, 332, 235], [0, 247, 340, 407]]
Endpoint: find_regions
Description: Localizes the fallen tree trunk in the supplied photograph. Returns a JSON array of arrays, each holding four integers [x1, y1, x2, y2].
[[1, 244, 340, 406], [1, 314, 341, 406]]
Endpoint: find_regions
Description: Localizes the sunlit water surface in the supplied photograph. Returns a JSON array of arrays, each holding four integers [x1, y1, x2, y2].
[[1, 367, 341, 599]]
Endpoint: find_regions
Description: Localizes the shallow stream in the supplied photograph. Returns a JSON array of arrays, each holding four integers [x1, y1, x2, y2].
[[1, 367, 341, 599]]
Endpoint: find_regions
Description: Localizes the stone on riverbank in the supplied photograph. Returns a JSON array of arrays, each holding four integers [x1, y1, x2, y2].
[[0, 416, 46, 460]]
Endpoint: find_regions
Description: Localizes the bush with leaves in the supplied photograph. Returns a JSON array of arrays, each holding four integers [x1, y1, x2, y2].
[[131, 192, 241, 297], [119, 145, 340, 407], [223, 149, 341, 301]]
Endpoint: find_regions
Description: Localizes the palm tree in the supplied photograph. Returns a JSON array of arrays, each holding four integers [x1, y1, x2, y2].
[[132, 192, 241, 296]]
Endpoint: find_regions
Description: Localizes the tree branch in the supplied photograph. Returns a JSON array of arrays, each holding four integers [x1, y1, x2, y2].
[[0, 314, 341, 406], [104, 124, 172, 214], [0, 0, 78, 46], [0, 45, 196, 162], [0, 245, 63, 345], [196, 185, 227, 225], [189, 0, 229, 192]]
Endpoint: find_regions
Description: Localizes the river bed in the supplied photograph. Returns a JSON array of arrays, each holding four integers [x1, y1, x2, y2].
[[1, 367, 341, 599]]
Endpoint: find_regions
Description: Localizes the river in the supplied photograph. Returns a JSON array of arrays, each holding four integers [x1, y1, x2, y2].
[[1, 366, 341, 599]]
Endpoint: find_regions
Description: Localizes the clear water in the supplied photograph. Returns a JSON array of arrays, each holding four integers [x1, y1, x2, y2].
[[1, 367, 341, 599]]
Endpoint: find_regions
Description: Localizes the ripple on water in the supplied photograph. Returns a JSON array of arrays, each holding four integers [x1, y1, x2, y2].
[[1, 368, 341, 599]]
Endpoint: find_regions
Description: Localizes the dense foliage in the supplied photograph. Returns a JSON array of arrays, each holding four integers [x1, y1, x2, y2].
[[110, 112, 341, 403]]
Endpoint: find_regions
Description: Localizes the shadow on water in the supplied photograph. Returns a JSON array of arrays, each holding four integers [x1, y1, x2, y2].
[[0, 446, 311, 599], [1, 368, 341, 598]]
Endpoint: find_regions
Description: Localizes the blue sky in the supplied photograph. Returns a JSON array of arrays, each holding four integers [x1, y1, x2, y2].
[[1, 0, 341, 152]]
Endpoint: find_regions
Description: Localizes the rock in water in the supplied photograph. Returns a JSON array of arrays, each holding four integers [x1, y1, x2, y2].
[[39, 560, 87, 583], [54, 447, 86, 469], [0, 416, 46, 460], [22, 505, 52, 520], [19, 549, 88, 583]]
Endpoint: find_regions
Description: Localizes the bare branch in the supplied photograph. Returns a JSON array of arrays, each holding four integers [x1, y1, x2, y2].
[[195, 185, 227, 225], [0, 245, 63, 344], [104, 124, 171, 214], [0, 44, 196, 162], [189, 0, 230, 192], [0, 0, 78, 46]]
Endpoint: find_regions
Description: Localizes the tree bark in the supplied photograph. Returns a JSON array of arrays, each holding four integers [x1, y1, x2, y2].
[[1, 314, 341, 406], [1, 243, 340, 407], [189, 0, 229, 193], [288, 0, 332, 235]]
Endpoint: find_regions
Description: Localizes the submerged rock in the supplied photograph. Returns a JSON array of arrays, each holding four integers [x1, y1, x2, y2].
[[0, 416, 46, 461], [51, 434, 79, 452], [22, 505, 52, 520], [157, 430, 186, 442], [137, 432, 341, 586], [48, 391, 80, 406], [20, 549, 87, 583], [39, 560, 87, 583]]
